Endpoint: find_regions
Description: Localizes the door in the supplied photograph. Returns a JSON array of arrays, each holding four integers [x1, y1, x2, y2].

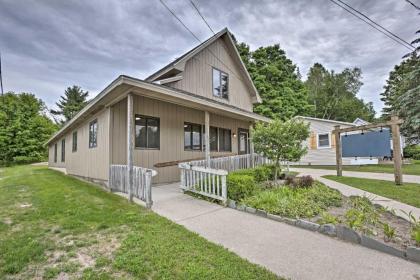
[[238, 128, 249, 155]]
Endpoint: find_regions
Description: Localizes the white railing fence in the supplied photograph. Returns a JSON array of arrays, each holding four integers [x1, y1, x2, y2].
[[109, 164, 157, 208], [188, 153, 271, 172], [178, 163, 228, 204]]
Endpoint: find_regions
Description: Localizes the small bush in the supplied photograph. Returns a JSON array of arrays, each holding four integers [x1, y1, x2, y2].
[[227, 174, 259, 201], [318, 212, 340, 225], [404, 145, 420, 160], [298, 175, 314, 188], [284, 175, 297, 187], [344, 196, 381, 234], [231, 165, 273, 183]]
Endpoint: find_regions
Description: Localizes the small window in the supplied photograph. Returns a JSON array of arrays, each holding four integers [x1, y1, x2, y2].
[[61, 139, 65, 162], [184, 123, 202, 151], [72, 131, 78, 152], [219, 128, 232, 152], [135, 115, 160, 149], [212, 68, 228, 99], [318, 133, 330, 148], [89, 119, 98, 148], [54, 143, 57, 163]]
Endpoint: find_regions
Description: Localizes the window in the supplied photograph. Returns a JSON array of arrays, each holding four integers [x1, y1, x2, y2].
[[72, 131, 78, 152], [318, 133, 330, 148], [89, 119, 98, 148], [54, 143, 57, 163], [184, 123, 202, 151], [212, 68, 228, 99], [135, 115, 160, 149], [219, 128, 232, 152], [210, 126, 218, 151], [61, 139, 65, 162]]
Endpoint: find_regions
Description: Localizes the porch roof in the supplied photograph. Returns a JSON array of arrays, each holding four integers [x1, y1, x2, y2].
[[46, 75, 271, 145]]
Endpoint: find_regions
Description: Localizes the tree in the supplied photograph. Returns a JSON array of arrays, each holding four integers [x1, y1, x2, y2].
[[0, 92, 57, 165], [252, 119, 310, 179], [51, 85, 89, 123], [305, 63, 375, 122], [235, 41, 314, 120]]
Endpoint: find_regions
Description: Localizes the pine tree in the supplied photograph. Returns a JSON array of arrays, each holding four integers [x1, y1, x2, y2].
[[51, 85, 89, 123]]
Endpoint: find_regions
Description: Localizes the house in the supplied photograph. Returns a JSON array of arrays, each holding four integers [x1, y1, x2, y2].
[[46, 28, 270, 185], [293, 116, 379, 165]]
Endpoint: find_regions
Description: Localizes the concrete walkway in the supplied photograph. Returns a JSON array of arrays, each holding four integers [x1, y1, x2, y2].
[[151, 183, 420, 280], [290, 168, 420, 220]]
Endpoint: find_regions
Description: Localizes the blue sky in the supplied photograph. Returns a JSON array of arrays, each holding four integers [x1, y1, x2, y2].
[[0, 0, 418, 116]]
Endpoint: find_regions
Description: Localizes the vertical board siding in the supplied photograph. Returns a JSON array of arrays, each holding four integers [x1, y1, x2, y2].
[[169, 38, 254, 112], [111, 95, 251, 184]]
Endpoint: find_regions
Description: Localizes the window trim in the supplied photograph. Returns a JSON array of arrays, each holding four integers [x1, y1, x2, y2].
[[72, 131, 78, 152], [184, 122, 202, 151], [61, 139, 65, 162], [135, 114, 160, 150], [89, 119, 98, 149], [212, 67, 229, 100], [317, 133, 331, 149]]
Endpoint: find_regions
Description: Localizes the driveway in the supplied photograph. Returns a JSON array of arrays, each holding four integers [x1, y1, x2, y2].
[[152, 183, 420, 280]]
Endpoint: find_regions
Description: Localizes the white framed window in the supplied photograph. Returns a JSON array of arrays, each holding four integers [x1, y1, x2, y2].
[[317, 133, 331, 149], [212, 68, 229, 99]]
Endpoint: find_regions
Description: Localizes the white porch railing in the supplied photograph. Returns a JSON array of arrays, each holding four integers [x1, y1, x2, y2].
[[109, 164, 157, 208], [188, 153, 271, 172], [178, 163, 228, 203]]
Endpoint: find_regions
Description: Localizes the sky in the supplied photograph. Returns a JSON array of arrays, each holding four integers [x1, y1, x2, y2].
[[0, 0, 418, 116]]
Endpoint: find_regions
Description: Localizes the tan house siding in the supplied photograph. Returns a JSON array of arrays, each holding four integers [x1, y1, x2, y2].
[[168, 38, 254, 112], [48, 109, 110, 181], [111, 95, 251, 184]]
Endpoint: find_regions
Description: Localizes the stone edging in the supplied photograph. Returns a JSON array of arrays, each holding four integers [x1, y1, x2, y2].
[[227, 199, 420, 264]]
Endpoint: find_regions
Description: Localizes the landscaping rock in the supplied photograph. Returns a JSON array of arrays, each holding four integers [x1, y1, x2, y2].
[[406, 246, 420, 263], [256, 209, 267, 217], [236, 204, 245, 211], [336, 225, 361, 244], [296, 219, 320, 231], [227, 200, 236, 209], [318, 224, 337, 236], [360, 235, 406, 259], [267, 213, 283, 222], [245, 206, 256, 214]]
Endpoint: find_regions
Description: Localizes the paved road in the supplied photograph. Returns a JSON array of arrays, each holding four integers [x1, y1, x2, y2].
[[290, 168, 420, 220], [151, 183, 420, 280]]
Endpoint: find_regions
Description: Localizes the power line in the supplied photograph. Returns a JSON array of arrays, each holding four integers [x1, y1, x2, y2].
[[405, 0, 420, 11], [328, 0, 415, 51], [189, 0, 215, 34]]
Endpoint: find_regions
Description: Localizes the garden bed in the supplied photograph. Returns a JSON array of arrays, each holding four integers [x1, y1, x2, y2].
[[221, 165, 420, 262]]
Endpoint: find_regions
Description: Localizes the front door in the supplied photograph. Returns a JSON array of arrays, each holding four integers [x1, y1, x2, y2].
[[238, 128, 249, 155]]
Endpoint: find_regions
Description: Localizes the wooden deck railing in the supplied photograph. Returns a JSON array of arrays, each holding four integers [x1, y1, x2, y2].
[[188, 153, 271, 172], [109, 164, 157, 208], [178, 163, 228, 203]]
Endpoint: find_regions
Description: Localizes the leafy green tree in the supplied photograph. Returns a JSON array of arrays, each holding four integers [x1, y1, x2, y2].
[[235, 41, 314, 120], [51, 85, 89, 123], [0, 92, 57, 165], [252, 119, 310, 179], [305, 63, 375, 122]]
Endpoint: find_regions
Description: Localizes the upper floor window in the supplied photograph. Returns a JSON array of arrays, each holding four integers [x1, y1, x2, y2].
[[61, 139, 65, 162], [317, 133, 330, 148], [135, 115, 160, 149], [72, 131, 78, 152], [89, 119, 98, 148], [212, 68, 229, 99]]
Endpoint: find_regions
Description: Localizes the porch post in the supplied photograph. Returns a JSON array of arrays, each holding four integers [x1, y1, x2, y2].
[[249, 123, 254, 168], [334, 125, 342, 177], [127, 93, 134, 201], [204, 111, 211, 168]]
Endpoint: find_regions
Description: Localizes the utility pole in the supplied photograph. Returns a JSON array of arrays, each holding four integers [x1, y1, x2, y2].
[[0, 52, 4, 96]]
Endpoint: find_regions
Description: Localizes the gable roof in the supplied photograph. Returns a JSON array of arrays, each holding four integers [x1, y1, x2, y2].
[[145, 28, 262, 103], [294, 116, 356, 127]]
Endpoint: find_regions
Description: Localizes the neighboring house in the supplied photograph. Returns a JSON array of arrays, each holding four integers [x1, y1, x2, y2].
[[293, 116, 378, 165], [47, 28, 270, 185]]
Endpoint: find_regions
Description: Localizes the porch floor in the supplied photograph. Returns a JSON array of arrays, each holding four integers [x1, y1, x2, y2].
[[151, 183, 420, 280]]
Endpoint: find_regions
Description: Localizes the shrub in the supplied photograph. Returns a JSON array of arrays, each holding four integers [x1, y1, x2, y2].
[[298, 175, 314, 188], [231, 165, 273, 183], [318, 212, 340, 225], [227, 174, 259, 202], [284, 175, 297, 187], [404, 145, 420, 160], [344, 196, 381, 234]]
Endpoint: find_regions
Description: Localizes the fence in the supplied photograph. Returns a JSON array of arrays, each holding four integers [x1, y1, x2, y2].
[[188, 153, 271, 172], [109, 164, 157, 208], [178, 163, 228, 203]]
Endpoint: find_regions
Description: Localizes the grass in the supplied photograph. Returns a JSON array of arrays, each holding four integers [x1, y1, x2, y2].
[[297, 161, 420, 176], [0, 165, 280, 279], [323, 175, 420, 208]]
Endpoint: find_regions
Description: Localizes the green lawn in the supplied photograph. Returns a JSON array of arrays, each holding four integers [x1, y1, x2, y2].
[[0, 165, 280, 279], [299, 161, 420, 176], [323, 175, 420, 208]]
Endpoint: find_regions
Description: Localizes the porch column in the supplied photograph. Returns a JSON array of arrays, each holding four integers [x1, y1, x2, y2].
[[249, 123, 254, 168], [334, 125, 342, 177], [204, 111, 211, 167], [127, 93, 134, 201]]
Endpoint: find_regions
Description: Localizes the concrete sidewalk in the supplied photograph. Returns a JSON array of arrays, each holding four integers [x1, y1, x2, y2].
[[291, 168, 420, 220], [151, 183, 420, 280]]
